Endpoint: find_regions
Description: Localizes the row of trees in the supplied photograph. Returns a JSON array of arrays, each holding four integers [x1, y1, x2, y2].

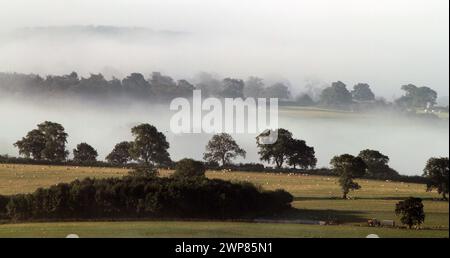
[[13, 122, 318, 171], [318, 81, 439, 109], [14, 122, 172, 167], [0, 72, 440, 110], [0, 72, 290, 101], [13, 122, 448, 200], [331, 153, 448, 200]]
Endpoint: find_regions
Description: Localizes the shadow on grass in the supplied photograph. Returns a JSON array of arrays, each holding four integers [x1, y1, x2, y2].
[[265, 208, 368, 224]]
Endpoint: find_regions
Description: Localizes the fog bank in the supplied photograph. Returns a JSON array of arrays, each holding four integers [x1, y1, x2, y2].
[[1, 97, 447, 175]]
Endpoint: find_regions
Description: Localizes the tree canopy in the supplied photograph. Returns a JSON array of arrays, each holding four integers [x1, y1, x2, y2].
[[14, 121, 68, 162], [287, 139, 317, 169], [73, 143, 98, 163], [106, 141, 133, 166], [173, 159, 206, 179], [395, 197, 425, 229], [396, 84, 438, 108], [129, 124, 171, 167], [257, 128, 293, 168], [203, 133, 246, 166], [320, 81, 353, 107], [330, 154, 367, 199], [358, 149, 399, 179], [352, 83, 375, 101], [423, 157, 449, 200]]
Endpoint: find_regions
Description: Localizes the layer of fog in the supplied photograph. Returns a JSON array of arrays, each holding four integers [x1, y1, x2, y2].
[[1, 0, 449, 99], [1, 97, 448, 176]]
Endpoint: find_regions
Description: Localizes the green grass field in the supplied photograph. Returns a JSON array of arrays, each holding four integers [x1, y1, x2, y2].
[[0, 164, 448, 238]]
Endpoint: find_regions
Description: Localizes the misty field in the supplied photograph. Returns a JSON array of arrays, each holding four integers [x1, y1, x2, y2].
[[0, 164, 448, 238]]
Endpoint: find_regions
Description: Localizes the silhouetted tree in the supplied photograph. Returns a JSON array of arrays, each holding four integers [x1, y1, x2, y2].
[[106, 141, 132, 166], [358, 149, 399, 179], [73, 143, 98, 163], [395, 197, 425, 229], [14, 129, 46, 160], [352, 83, 375, 101], [203, 133, 246, 166], [256, 128, 293, 169], [423, 157, 449, 200], [287, 139, 317, 169], [14, 121, 68, 162], [330, 154, 367, 199], [129, 124, 171, 167]]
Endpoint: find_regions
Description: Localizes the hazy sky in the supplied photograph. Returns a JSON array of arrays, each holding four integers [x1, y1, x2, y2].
[[0, 0, 448, 98]]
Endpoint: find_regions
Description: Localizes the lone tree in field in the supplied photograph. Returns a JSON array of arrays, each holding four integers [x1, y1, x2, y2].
[[129, 124, 171, 167], [73, 143, 98, 163], [287, 139, 317, 169], [330, 154, 367, 199], [358, 149, 399, 179], [256, 128, 293, 169], [203, 133, 246, 166], [423, 157, 449, 200], [106, 141, 132, 165], [173, 159, 206, 179], [395, 197, 425, 229], [14, 121, 69, 162]]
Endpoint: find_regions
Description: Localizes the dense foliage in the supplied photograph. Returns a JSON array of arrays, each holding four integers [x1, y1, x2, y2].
[[395, 197, 426, 229], [173, 159, 206, 179], [73, 143, 99, 163], [330, 154, 367, 199], [256, 128, 316, 169], [0, 176, 293, 221], [423, 157, 449, 200], [203, 133, 246, 166], [14, 121, 69, 162]]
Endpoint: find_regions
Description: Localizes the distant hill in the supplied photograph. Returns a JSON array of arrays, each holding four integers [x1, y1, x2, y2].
[[2, 25, 187, 43]]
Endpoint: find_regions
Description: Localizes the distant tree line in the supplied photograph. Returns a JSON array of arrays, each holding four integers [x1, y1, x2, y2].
[[0, 72, 443, 112]]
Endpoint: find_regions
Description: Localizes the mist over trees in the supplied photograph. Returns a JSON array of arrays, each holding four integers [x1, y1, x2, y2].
[[352, 83, 375, 102], [1, 71, 444, 114], [396, 84, 438, 109]]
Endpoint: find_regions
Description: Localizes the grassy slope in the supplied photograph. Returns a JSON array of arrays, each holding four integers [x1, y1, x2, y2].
[[0, 164, 448, 238]]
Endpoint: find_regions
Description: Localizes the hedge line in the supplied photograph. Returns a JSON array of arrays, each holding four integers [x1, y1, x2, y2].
[[0, 176, 293, 221]]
